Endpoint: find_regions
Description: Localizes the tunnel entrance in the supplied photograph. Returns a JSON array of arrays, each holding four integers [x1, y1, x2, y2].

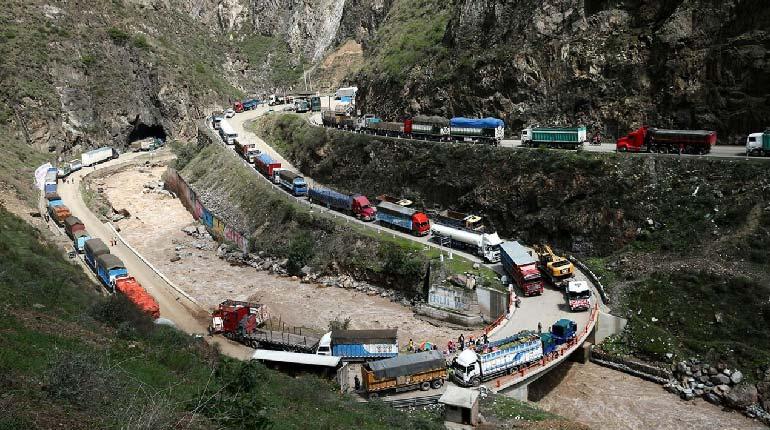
[[127, 122, 167, 144]]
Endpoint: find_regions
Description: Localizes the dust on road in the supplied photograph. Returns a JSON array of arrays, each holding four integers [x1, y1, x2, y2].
[[100, 163, 467, 346]]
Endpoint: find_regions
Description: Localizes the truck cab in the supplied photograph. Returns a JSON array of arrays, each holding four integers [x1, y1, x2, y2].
[[616, 127, 648, 152], [746, 132, 770, 156], [351, 195, 376, 221], [551, 319, 577, 345], [566, 281, 591, 311], [412, 213, 431, 236], [316, 331, 332, 355]]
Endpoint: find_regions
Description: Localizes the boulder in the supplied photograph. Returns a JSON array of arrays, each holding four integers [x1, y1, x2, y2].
[[724, 384, 758, 409], [716, 384, 731, 394], [731, 370, 744, 384], [170, 256, 181, 262], [712, 374, 731, 385], [704, 393, 721, 405], [300, 265, 313, 277], [757, 382, 770, 396]]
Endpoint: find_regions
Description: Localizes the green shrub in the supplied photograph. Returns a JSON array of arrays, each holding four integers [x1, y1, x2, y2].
[[132, 34, 150, 50], [107, 27, 130, 45], [286, 233, 315, 275]]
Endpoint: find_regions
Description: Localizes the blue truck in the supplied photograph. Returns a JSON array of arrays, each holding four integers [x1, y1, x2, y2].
[[316, 329, 399, 361], [277, 170, 307, 196], [73, 230, 91, 253], [84, 238, 110, 270], [551, 319, 577, 345], [308, 187, 377, 221], [95, 254, 128, 291], [375, 201, 430, 236]]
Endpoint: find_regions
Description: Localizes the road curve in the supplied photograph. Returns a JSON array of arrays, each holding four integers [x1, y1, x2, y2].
[[56, 151, 253, 360]]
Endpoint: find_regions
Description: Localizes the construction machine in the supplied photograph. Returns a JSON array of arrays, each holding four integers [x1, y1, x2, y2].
[[533, 245, 574, 288]]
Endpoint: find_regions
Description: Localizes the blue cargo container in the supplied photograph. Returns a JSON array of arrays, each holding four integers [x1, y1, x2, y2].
[[73, 231, 91, 253], [83, 238, 110, 270], [47, 199, 65, 208], [95, 254, 128, 291], [319, 329, 399, 361], [44, 183, 57, 194], [308, 187, 351, 210]]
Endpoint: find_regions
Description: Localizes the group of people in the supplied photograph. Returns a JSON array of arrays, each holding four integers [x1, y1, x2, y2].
[[446, 332, 489, 354], [405, 338, 439, 353]]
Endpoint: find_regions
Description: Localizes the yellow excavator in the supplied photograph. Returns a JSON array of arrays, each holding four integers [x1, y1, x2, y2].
[[533, 244, 574, 288]]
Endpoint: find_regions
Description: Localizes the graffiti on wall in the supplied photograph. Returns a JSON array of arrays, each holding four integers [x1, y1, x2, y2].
[[164, 168, 249, 252]]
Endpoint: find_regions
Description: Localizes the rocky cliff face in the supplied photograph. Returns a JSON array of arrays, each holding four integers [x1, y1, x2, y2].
[[356, 0, 770, 141]]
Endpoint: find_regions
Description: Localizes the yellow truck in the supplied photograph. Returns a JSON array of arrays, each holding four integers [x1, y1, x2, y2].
[[361, 350, 447, 398], [533, 244, 574, 288]]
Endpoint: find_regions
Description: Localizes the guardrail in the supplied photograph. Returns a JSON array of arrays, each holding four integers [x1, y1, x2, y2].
[[381, 394, 442, 409], [568, 255, 610, 304], [488, 303, 600, 392]]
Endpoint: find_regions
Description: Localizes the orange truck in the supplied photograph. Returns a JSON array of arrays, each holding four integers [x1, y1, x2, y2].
[[361, 350, 447, 398], [114, 276, 160, 319], [49, 206, 72, 226]]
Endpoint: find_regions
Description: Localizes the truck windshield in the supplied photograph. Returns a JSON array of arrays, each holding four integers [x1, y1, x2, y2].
[[568, 291, 590, 299], [553, 260, 571, 268], [451, 360, 470, 374]]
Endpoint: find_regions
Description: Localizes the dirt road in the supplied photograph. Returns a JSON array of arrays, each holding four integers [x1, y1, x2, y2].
[[531, 361, 765, 430], [57, 151, 253, 360]]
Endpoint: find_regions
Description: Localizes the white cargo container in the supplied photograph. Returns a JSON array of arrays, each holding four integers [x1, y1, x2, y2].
[[219, 120, 238, 145], [81, 147, 117, 167]]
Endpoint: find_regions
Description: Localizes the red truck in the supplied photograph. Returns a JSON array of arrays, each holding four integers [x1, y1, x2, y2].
[[115, 276, 160, 319], [233, 102, 244, 113], [254, 153, 281, 178], [500, 241, 544, 296], [616, 126, 717, 154], [64, 216, 85, 239], [208, 300, 270, 337]]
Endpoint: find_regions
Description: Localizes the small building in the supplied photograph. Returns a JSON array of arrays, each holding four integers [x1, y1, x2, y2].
[[439, 385, 480, 426]]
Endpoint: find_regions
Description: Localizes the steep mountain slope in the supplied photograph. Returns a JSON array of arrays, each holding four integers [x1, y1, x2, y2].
[[356, 0, 770, 141]]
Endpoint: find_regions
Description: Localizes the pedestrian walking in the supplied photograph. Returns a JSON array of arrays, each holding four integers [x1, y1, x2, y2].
[[407, 338, 414, 352], [354, 375, 361, 391], [482, 332, 488, 345], [537, 322, 542, 334]]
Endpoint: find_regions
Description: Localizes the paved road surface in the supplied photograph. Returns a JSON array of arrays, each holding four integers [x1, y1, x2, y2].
[[56, 151, 253, 360]]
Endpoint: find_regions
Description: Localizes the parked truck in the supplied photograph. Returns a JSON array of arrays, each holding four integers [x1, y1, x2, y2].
[[254, 153, 281, 178], [566, 281, 591, 312], [521, 126, 587, 150], [361, 350, 447, 398], [431, 209, 484, 231], [81, 147, 118, 167], [449, 117, 505, 145], [376, 201, 430, 236], [500, 241, 544, 296], [235, 140, 260, 163], [308, 187, 376, 221], [430, 224, 502, 263], [616, 126, 717, 154], [218, 120, 238, 145], [277, 170, 308, 196], [746, 130, 770, 156], [532, 245, 574, 288], [115, 276, 160, 319], [451, 330, 554, 387], [310, 96, 321, 112], [209, 300, 270, 336], [95, 254, 128, 291], [550, 319, 577, 345], [84, 238, 110, 270], [49, 205, 72, 227], [316, 329, 398, 361], [73, 230, 91, 253], [63, 216, 85, 239]]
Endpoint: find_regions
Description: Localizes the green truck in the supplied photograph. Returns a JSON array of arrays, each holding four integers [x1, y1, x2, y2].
[[746, 130, 770, 156], [521, 126, 587, 150]]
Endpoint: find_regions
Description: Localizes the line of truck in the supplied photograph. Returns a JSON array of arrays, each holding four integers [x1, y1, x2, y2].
[[43, 167, 160, 319]]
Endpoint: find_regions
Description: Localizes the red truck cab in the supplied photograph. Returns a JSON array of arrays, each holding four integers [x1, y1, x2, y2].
[[412, 212, 431, 236], [233, 102, 244, 113], [616, 126, 648, 152], [518, 263, 544, 296], [209, 300, 269, 336], [352, 195, 377, 221]]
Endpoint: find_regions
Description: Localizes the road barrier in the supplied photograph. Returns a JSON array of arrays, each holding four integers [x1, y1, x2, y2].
[[569, 255, 610, 304]]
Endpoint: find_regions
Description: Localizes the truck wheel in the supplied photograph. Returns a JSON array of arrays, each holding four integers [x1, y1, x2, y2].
[[368, 392, 379, 400], [431, 379, 443, 389], [420, 381, 431, 391], [471, 377, 481, 387]]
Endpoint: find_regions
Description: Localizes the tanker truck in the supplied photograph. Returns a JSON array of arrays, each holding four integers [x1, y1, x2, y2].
[[616, 126, 716, 154], [430, 224, 502, 263]]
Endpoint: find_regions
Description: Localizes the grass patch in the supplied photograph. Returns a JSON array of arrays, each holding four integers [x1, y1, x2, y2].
[[482, 394, 562, 422]]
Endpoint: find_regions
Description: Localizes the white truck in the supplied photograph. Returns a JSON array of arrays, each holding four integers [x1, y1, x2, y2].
[[81, 147, 118, 167], [430, 224, 502, 262], [450, 331, 546, 387], [219, 120, 238, 145], [566, 280, 591, 311]]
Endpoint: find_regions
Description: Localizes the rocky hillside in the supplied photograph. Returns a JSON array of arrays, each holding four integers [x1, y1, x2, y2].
[[355, 0, 770, 142]]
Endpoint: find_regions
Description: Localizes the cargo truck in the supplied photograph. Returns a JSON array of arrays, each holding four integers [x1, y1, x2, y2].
[[95, 254, 128, 291], [295, 99, 310, 113], [431, 209, 485, 231], [115, 276, 160, 319], [63, 216, 85, 239], [361, 350, 447, 398], [81, 147, 118, 167], [449, 117, 505, 145], [430, 224, 502, 263], [405, 116, 450, 140], [243, 99, 258, 111], [746, 130, 770, 156], [376, 194, 412, 207], [44, 183, 57, 194], [500, 241, 544, 296], [616, 126, 716, 154], [310, 96, 321, 112], [308, 187, 376, 221], [84, 238, 110, 270], [254, 153, 281, 177], [521, 126, 587, 150], [49, 205, 72, 227], [451, 330, 555, 387], [551, 319, 577, 345], [235, 140, 260, 163], [209, 300, 269, 335], [316, 329, 398, 361], [376, 201, 430, 236], [218, 120, 238, 145], [73, 230, 91, 253], [277, 170, 308, 196], [566, 281, 591, 311]]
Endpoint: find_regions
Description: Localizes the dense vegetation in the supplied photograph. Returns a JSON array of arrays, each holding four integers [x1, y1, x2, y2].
[[256, 114, 770, 371], [0, 204, 450, 429]]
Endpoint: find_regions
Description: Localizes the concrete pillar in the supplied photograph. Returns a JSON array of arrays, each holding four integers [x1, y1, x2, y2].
[[504, 383, 529, 401], [596, 312, 628, 344], [570, 341, 592, 364]]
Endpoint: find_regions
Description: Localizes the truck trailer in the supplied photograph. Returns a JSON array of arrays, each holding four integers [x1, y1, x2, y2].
[[84, 238, 110, 270], [500, 241, 544, 296], [361, 350, 447, 398], [308, 187, 376, 221], [95, 254, 128, 291], [521, 126, 587, 150], [81, 147, 118, 167], [277, 170, 308, 196], [746, 130, 770, 156], [49, 205, 72, 227], [218, 120, 238, 145], [115, 276, 160, 319], [64, 216, 85, 239], [431, 209, 484, 231], [254, 153, 281, 178], [316, 329, 398, 361], [449, 117, 505, 145], [430, 224, 502, 263], [376, 201, 430, 236], [616, 127, 716, 154], [451, 330, 553, 387]]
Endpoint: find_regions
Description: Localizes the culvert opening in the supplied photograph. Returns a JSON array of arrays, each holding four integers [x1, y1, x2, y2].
[[127, 122, 167, 144]]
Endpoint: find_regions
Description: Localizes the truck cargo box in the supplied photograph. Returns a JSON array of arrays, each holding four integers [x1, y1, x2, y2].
[[64, 216, 85, 238], [326, 329, 399, 360], [84, 238, 110, 269], [368, 350, 445, 380], [254, 153, 281, 177], [95, 254, 128, 290], [45, 192, 60, 202], [82, 147, 117, 167], [450, 117, 504, 129]]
